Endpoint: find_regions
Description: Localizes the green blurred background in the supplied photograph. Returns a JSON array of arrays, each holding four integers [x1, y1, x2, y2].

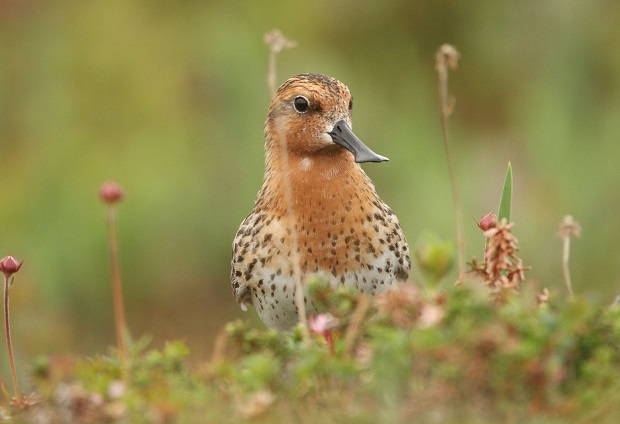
[[1, 0, 619, 372]]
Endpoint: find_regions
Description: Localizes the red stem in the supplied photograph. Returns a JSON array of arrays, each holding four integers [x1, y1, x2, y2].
[[107, 206, 127, 359], [4, 275, 20, 404]]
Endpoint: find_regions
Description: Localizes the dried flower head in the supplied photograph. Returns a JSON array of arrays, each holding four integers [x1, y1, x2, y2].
[[558, 215, 581, 240], [469, 218, 529, 304], [99, 181, 124, 204], [484, 220, 524, 281], [264, 29, 297, 54], [436, 44, 460, 71], [435, 44, 461, 119], [0, 255, 23, 279]]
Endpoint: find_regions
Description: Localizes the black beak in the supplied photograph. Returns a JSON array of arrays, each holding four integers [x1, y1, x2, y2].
[[328, 120, 388, 163]]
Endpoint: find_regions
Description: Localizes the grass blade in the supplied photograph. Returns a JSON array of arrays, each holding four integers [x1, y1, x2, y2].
[[498, 162, 513, 222]]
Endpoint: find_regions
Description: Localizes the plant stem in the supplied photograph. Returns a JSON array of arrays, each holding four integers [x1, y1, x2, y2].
[[558, 215, 580, 300], [273, 79, 310, 346], [4, 275, 20, 404], [268, 48, 277, 97], [107, 206, 127, 359], [561, 236, 575, 299], [266, 32, 309, 345], [343, 295, 370, 359], [275, 128, 309, 342], [436, 45, 465, 279]]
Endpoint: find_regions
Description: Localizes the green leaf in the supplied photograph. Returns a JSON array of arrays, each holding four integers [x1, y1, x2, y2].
[[498, 162, 513, 222], [1, 382, 12, 402]]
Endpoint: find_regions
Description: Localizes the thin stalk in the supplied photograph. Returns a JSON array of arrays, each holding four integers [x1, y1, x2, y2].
[[435, 44, 465, 279], [265, 33, 309, 345], [343, 295, 370, 359], [106, 206, 127, 360], [267, 47, 277, 97], [4, 275, 20, 405], [558, 215, 580, 300], [280, 150, 309, 344], [561, 236, 575, 299]]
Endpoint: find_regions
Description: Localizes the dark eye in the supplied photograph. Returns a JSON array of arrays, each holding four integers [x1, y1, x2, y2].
[[293, 96, 310, 113]]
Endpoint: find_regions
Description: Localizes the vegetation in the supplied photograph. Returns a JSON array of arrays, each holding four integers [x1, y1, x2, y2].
[[1, 1, 620, 422], [8, 279, 620, 422]]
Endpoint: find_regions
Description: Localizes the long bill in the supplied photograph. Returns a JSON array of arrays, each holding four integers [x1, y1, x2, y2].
[[328, 120, 388, 163]]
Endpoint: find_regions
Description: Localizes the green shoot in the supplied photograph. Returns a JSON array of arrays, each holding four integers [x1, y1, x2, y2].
[[498, 162, 513, 222]]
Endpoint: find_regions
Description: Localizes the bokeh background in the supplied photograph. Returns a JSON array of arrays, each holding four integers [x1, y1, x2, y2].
[[1, 0, 619, 374]]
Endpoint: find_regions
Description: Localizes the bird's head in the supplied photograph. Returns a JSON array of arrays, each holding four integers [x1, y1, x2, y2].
[[265, 73, 388, 164]]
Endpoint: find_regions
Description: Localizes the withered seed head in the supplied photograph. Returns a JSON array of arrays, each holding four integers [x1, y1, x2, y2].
[[264, 29, 297, 54], [558, 215, 582, 240], [469, 218, 529, 304]]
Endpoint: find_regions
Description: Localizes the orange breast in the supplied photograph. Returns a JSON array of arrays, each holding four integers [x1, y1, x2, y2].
[[266, 148, 380, 277]]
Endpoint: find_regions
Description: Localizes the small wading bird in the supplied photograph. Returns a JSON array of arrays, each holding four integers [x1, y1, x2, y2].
[[231, 73, 411, 330]]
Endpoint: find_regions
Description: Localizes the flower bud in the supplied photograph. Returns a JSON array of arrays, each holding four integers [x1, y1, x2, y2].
[[0, 255, 23, 279], [308, 313, 339, 335], [99, 181, 124, 204], [478, 212, 498, 231]]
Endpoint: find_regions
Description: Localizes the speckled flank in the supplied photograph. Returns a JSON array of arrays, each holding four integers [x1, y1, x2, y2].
[[231, 73, 411, 330]]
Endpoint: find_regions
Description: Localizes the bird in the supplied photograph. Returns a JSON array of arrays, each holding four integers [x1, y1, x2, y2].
[[231, 73, 411, 330]]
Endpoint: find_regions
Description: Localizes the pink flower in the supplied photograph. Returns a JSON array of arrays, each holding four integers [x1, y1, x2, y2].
[[0, 255, 23, 279], [478, 212, 498, 231], [99, 181, 124, 204], [308, 313, 340, 353], [308, 313, 339, 335]]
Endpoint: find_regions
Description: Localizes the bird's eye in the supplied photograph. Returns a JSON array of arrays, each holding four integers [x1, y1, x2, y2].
[[293, 96, 310, 113]]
